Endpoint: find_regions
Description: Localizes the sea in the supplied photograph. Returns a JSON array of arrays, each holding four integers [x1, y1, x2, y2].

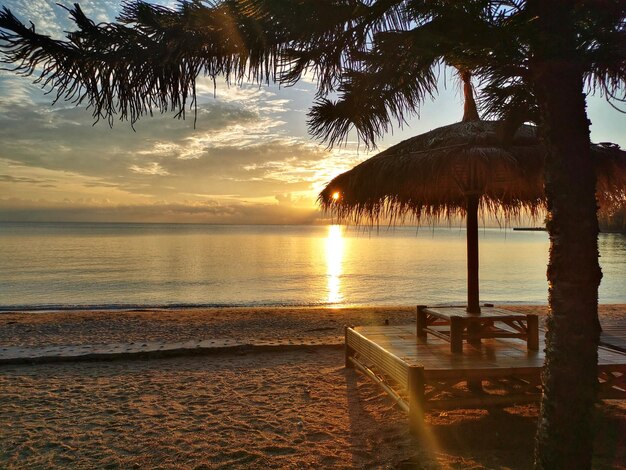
[[0, 222, 624, 311]]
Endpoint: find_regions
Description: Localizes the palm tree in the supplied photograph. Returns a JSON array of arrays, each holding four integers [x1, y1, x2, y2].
[[1, 1, 624, 468]]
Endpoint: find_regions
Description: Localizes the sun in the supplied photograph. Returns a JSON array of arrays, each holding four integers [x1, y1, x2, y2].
[[332, 191, 340, 201]]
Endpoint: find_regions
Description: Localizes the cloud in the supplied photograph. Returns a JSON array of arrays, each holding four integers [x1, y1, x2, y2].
[[129, 162, 170, 176], [0, 158, 141, 204], [0, 174, 55, 185], [0, 4, 364, 225], [5, 0, 128, 37], [0, 197, 323, 225], [0, 83, 364, 205], [0, 100, 259, 177], [73, 0, 120, 24], [275, 193, 293, 205], [0, 74, 39, 108], [6, 0, 66, 37]]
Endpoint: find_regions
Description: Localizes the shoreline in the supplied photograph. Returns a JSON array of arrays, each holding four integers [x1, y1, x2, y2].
[[2, 305, 625, 349], [0, 300, 554, 314], [0, 306, 416, 349], [2, 305, 624, 362]]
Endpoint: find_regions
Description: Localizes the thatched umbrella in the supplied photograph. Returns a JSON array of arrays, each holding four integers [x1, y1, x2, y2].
[[319, 87, 626, 314]]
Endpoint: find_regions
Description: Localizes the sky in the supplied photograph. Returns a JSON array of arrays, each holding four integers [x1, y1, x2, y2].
[[0, 0, 624, 225]]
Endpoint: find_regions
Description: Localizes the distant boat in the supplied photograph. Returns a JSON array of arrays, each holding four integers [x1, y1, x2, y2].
[[513, 227, 547, 231]]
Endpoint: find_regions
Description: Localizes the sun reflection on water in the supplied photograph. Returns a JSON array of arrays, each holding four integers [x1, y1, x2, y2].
[[325, 225, 345, 304]]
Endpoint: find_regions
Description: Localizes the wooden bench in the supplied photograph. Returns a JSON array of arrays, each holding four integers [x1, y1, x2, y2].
[[417, 305, 539, 353], [345, 324, 626, 433], [345, 326, 426, 433]]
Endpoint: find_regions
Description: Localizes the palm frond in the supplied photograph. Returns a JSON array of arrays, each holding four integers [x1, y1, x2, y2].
[[307, 59, 438, 148], [307, 4, 506, 147], [479, 77, 539, 140], [1, 0, 623, 137], [0, 0, 413, 124], [0, 4, 206, 125]]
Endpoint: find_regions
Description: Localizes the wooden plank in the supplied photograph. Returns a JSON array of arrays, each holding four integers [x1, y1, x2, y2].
[[600, 318, 626, 353], [353, 325, 626, 372], [423, 327, 451, 341], [427, 393, 541, 410], [408, 366, 426, 433], [424, 306, 529, 321], [467, 331, 527, 339], [346, 327, 410, 387], [345, 325, 355, 368], [349, 356, 409, 413], [416, 305, 428, 340]]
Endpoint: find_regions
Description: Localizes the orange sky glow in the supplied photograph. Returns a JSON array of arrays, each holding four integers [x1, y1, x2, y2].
[[0, 1, 624, 225]]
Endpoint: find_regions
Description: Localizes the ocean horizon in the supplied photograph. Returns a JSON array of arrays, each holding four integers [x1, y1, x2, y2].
[[1, 221, 625, 311]]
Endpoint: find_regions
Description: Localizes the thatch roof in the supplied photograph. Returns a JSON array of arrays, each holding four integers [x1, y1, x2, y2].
[[593, 142, 626, 213], [319, 120, 626, 223]]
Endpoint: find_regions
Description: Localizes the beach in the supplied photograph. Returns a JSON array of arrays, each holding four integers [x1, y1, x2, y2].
[[1, 306, 625, 469]]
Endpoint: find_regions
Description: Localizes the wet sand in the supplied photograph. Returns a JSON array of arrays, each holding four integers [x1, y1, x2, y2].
[[1, 306, 624, 469]]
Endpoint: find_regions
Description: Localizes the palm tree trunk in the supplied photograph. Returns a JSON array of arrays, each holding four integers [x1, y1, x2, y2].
[[528, 2, 603, 468], [533, 72, 601, 469]]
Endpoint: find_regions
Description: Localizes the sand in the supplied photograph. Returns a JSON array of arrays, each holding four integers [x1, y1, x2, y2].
[[2, 304, 625, 349], [0, 307, 418, 349], [1, 349, 414, 469], [1, 306, 625, 469]]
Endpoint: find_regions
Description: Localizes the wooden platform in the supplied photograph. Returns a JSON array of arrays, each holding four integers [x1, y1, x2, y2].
[[346, 324, 626, 432], [600, 318, 626, 353]]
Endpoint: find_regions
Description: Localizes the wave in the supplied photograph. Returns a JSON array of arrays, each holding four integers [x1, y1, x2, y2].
[[0, 300, 351, 313], [0, 299, 547, 313]]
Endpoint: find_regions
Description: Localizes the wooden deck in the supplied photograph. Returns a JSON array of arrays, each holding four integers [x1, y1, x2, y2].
[[346, 324, 626, 431], [600, 318, 626, 353]]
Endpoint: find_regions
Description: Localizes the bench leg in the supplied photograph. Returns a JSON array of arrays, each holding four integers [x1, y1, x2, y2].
[[527, 314, 539, 351], [345, 326, 355, 368], [416, 305, 428, 340], [450, 316, 464, 354], [467, 321, 482, 348], [408, 366, 425, 434]]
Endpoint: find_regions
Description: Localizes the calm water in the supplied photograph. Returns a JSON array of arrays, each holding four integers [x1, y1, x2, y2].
[[0, 222, 624, 310]]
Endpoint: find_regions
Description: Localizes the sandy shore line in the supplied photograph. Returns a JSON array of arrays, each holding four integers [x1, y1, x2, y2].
[[1, 304, 624, 349], [1, 306, 624, 469], [0, 306, 416, 349]]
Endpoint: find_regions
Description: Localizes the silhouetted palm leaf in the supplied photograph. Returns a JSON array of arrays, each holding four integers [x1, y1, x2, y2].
[[1, 1, 623, 134]]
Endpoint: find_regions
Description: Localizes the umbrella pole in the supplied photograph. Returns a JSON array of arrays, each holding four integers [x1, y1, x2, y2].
[[466, 194, 481, 314]]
